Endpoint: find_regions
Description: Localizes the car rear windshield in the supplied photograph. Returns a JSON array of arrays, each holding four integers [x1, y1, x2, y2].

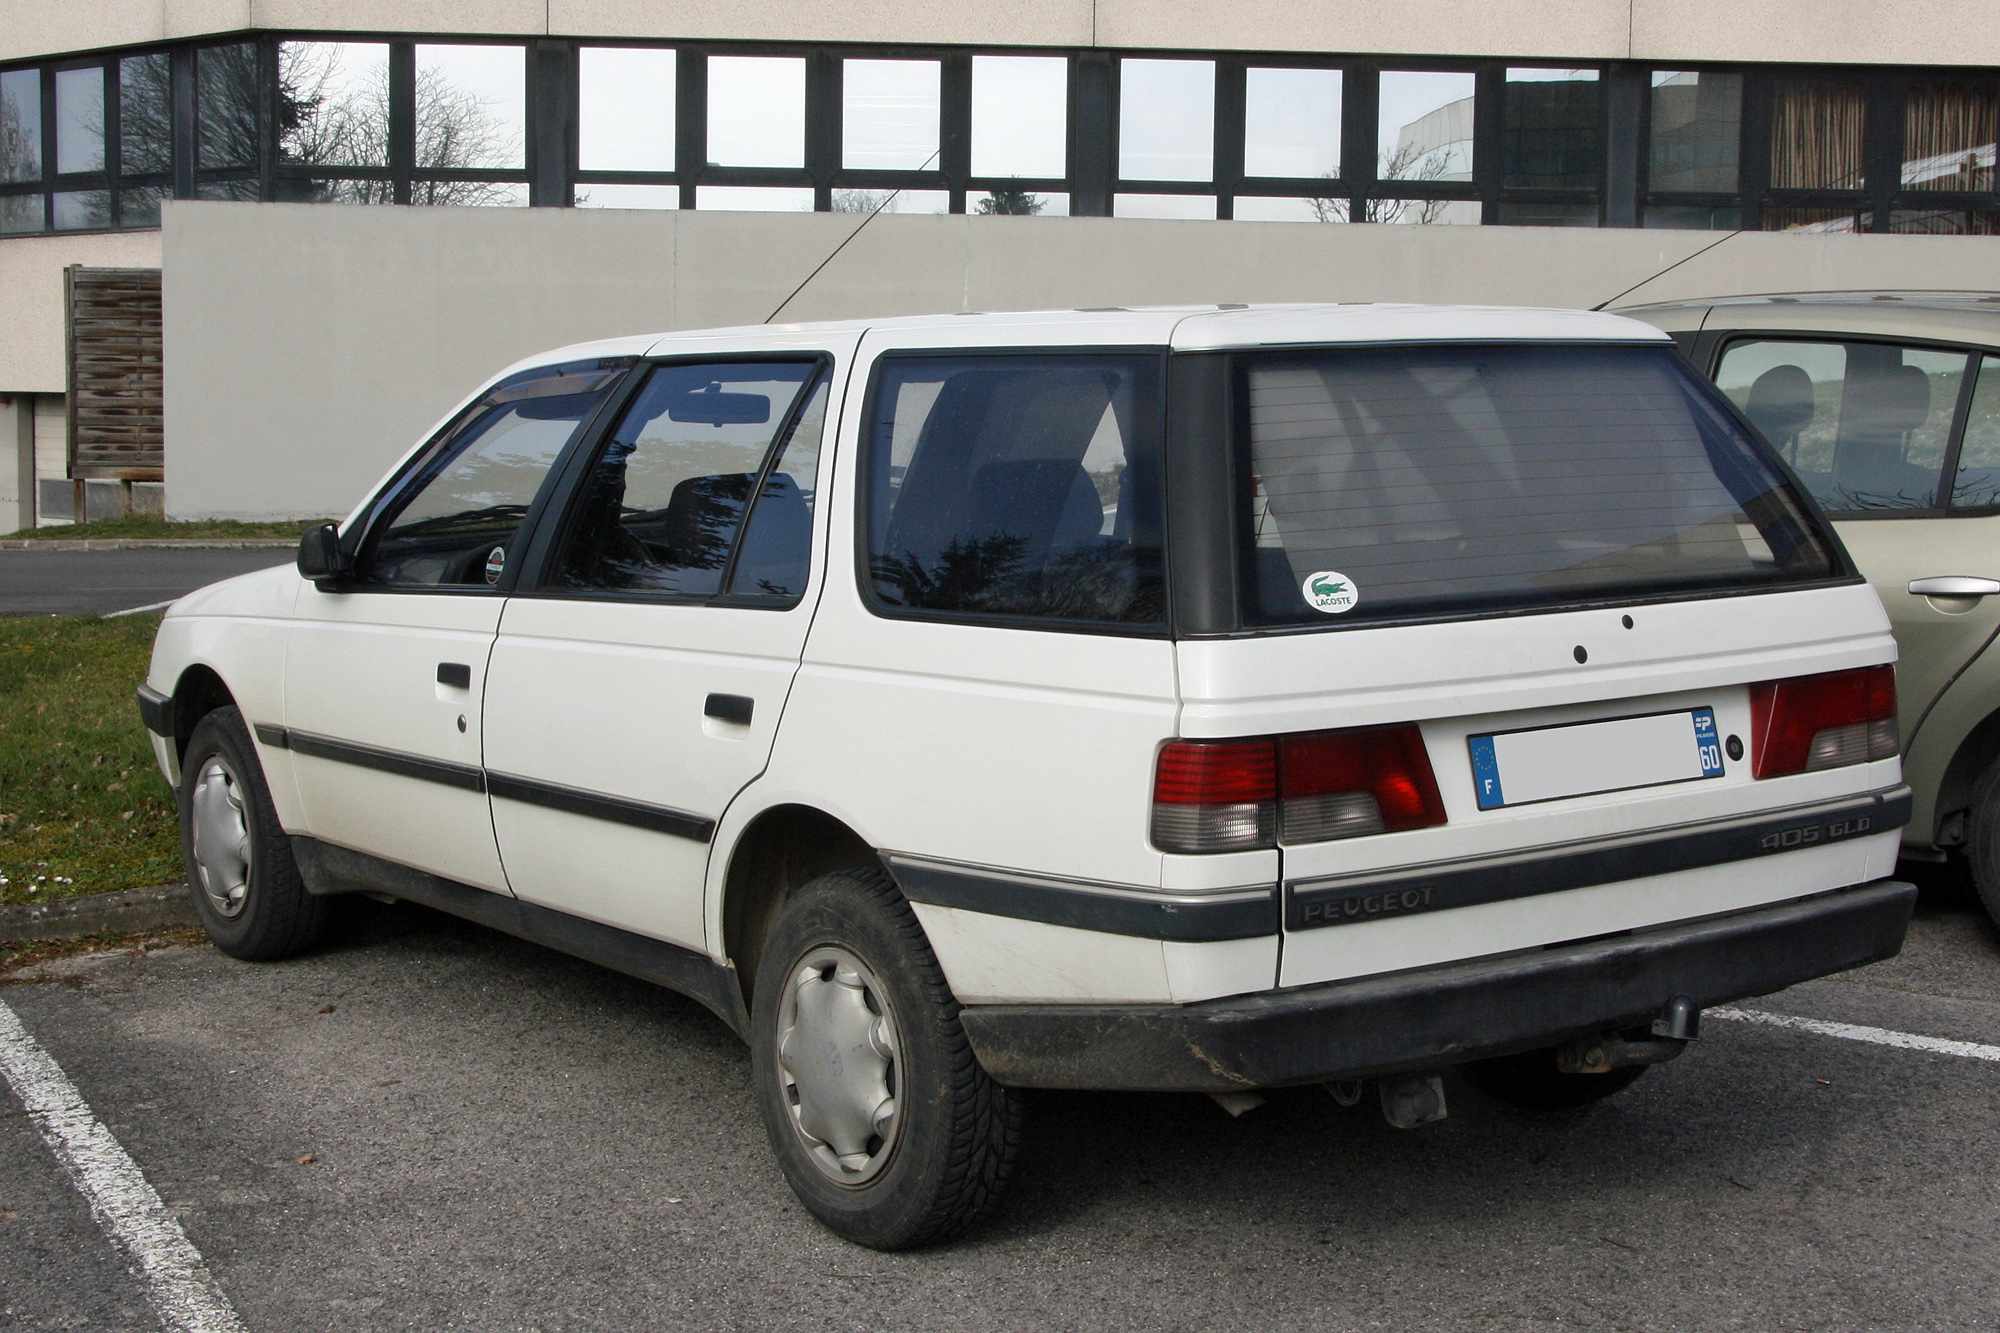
[[1237, 343, 1838, 627]]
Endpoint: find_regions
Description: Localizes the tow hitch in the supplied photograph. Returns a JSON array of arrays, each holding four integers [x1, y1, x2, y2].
[[1557, 995, 1701, 1074]]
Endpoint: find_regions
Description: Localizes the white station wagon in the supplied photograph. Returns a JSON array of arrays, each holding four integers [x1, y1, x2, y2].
[[140, 305, 1915, 1249]]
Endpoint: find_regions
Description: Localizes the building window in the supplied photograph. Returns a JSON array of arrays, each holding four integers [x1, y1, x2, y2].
[[1243, 67, 1341, 182], [579, 47, 676, 174], [1377, 71, 1474, 183], [843, 59, 940, 172], [707, 55, 805, 170], [1502, 68, 1598, 191], [1118, 58, 1214, 183], [970, 55, 1066, 181]]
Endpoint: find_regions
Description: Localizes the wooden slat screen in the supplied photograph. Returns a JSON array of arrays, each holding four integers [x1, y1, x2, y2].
[[65, 266, 164, 480]]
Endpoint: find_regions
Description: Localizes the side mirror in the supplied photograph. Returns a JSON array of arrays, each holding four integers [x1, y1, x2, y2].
[[297, 522, 352, 584]]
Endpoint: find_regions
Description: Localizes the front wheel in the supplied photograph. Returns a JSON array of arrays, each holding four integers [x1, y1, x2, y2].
[[1965, 754, 2000, 928], [749, 868, 1022, 1250]]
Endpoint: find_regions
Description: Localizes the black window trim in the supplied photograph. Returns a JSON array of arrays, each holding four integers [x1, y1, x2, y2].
[[853, 342, 1175, 640], [1175, 336, 1860, 640], [1706, 328, 2000, 520], [511, 348, 837, 610]]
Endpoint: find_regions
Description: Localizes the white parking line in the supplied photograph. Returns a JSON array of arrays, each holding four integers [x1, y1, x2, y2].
[[1710, 1007, 2000, 1063], [0, 997, 247, 1333], [104, 600, 177, 619]]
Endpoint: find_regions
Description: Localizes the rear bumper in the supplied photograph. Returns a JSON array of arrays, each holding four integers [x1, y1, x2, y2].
[[957, 878, 1916, 1091]]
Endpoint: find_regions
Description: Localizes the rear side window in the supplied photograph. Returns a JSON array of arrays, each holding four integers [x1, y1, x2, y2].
[[358, 360, 627, 588], [863, 353, 1166, 629], [1239, 343, 1836, 627]]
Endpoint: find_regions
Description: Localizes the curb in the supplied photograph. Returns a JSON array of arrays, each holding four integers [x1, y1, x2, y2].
[[0, 539, 299, 550], [0, 884, 198, 943]]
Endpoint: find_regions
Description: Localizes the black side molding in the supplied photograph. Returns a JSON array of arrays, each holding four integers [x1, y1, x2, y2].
[[290, 836, 747, 1036], [286, 730, 487, 792], [886, 855, 1278, 942], [704, 693, 754, 725], [135, 684, 175, 740], [253, 723, 290, 749], [486, 771, 716, 843]]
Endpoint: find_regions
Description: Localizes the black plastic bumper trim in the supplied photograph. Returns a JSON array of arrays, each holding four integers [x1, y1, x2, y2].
[[958, 878, 1916, 1091], [135, 685, 174, 739], [887, 854, 1279, 942], [1287, 786, 1911, 931], [286, 730, 487, 793], [486, 771, 715, 844], [253, 723, 290, 749]]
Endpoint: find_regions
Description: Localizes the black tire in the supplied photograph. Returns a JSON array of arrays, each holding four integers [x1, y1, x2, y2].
[[1462, 1047, 1649, 1111], [749, 867, 1022, 1250], [178, 705, 330, 960], [1966, 754, 2000, 929]]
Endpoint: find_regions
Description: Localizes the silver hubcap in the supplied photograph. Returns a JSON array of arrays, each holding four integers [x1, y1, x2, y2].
[[190, 757, 253, 919], [776, 946, 903, 1185]]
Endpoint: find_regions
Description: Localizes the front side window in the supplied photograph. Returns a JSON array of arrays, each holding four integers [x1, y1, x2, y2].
[[863, 354, 1165, 629], [1239, 343, 1835, 627], [546, 360, 825, 600], [357, 361, 628, 587], [1716, 339, 1969, 512]]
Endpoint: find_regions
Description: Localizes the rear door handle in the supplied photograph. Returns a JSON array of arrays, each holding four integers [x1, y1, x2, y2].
[[437, 662, 472, 688], [1908, 576, 2000, 598], [704, 693, 754, 725]]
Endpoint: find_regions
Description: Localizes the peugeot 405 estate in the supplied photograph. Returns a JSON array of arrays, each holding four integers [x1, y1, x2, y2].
[[140, 304, 1915, 1248]]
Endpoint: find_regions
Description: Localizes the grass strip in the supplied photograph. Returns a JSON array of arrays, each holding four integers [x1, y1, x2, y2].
[[0, 614, 181, 906], [1, 927, 207, 978], [8, 517, 332, 542]]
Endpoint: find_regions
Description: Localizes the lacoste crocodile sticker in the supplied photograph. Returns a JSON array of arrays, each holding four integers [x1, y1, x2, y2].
[[1303, 570, 1358, 614]]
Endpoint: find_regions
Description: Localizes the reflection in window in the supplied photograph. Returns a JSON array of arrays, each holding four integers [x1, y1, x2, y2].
[[1648, 71, 1740, 194], [1114, 193, 1217, 219], [279, 178, 395, 205], [1364, 198, 1480, 225], [575, 183, 680, 209], [971, 56, 1066, 179], [1903, 84, 1996, 193], [1244, 67, 1340, 180], [279, 42, 390, 169], [1889, 209, 2000, 235], [1, 69, 40, 183], [1119, 59, 1214, 182], [1770, 80, 1865, 190], [1503, 68, 1598, 190], [844, 60, 940, 171], [197, 44, 260, 171], [414, 42, 525, 199], [412, 181, 526, 207], [0, 193, 41, 233], [707, 56, 805, 169], [1646, 204, 1743, 230], [1952, 358, 2000, 508], [54, 189, 111, 229], [55, 68, 104, 175], [1762, 206, 1868, 232], [831, 188, 948, 214], [550, 361, 820, 598], [120, 185, 169, 226], [1236, 195, 1344, 222], [195, 178, 260, 200], [120, 54, 171, 175], [1717, 339, 1966, 512], [1496, 201, 1596, 225], [579, 47, 675, 173], [1378, 72, 1474, 182], [695, 186, 814, 212], [972, 189, 1067, 215]]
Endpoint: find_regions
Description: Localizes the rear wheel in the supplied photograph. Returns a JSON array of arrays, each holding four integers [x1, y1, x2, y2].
[[178, 706, 330, 960], [1462, 1047, 1649, 1111], [1965, 755, 2000, 928], [749, 867, 1022, 1249]]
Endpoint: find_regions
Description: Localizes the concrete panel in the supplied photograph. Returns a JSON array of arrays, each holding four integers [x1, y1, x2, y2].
[[0, 395, 28, 535], [0, 231, 165, 394], [1095, 0, 1631, 59], [552, 0, 1092, 46], [1631, 0, 2000, 68], [164, 199, 2000, 521], [164, 1, 256, 41], [0, 0, 169, 62], [251, 0, 550, 38]]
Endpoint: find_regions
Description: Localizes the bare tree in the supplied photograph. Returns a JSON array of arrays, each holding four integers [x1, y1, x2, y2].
[[976, 188, 1044, 215], [0, 78, 38, 186]]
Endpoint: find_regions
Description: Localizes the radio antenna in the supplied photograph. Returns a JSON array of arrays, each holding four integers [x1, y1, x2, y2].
[[765, 150, 944, 324], [1591, 228, 1743, 312]]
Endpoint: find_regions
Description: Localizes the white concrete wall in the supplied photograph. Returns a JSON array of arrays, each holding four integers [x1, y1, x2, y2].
[[0, 231, 165, 395], [163, 198, 2000, 520], [4, 0, 1998, 68]]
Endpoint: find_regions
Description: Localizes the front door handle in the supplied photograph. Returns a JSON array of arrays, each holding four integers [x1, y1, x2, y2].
[[704, 693, 754, 725], [437, 662, 472, 688], [1908, 576, 2000, 598]]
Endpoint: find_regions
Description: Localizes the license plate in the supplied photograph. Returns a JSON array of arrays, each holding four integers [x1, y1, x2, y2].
[[1468, 708, 1725, 810]]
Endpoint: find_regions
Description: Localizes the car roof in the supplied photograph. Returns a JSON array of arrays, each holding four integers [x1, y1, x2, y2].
[[499, 304, 1667, 378], [1617, 290, 2000, 348]]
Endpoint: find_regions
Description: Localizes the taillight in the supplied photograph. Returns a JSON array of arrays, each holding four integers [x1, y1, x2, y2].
[[1151, 725, 1448, 853], [1280, 724, 1448, 842], [1150, 739, 1277, 854], [1749, 665, 1898, 779]]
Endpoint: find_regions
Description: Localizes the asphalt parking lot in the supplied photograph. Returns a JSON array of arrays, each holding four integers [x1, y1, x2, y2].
[[3, 875, 1997, 1333], [0, 549, 293, 617]]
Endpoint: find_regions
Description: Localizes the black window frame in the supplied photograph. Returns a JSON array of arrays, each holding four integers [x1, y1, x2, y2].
[[854, 343, 1174, 639]]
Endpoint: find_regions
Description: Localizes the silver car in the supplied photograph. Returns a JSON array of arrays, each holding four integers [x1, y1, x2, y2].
[[1625, 292, 2000, 927]]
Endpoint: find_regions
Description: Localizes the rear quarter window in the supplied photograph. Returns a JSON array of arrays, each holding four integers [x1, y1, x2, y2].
[[1238, 342, 1838, 627]]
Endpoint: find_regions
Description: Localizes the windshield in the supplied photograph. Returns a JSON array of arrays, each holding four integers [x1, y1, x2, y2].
[[1237, 343, 1838, 627]]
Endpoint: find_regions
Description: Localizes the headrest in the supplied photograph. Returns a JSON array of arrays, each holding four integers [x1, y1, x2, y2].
[[1744, 364, 1816, 441]]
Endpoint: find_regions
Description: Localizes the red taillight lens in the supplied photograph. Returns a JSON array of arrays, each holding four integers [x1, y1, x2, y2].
[[1151, 739, 1278, 854], [1151, 725, 1449, 853], [1749, 665, 1898, 779], [1280, 724, 1449, 842]]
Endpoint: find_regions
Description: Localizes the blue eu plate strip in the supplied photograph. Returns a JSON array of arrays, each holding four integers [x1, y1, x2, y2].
[[1469, 735, 1505, 810], [1691, 706, 1725, 777]]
